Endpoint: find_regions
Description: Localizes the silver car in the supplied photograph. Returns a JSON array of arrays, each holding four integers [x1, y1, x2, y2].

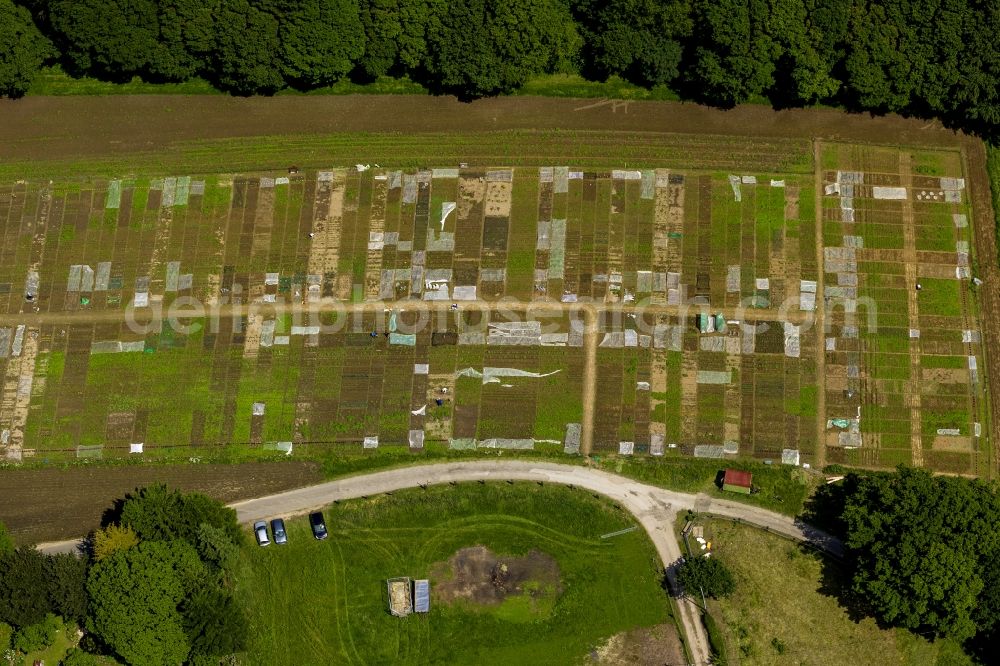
[[254, 521, 270, 547]]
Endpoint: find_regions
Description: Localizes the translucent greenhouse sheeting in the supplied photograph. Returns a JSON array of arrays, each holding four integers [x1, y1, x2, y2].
[[439, 202, 456, 229], [697, 370, 731, 384], [105, 180, 122, 209], [728, 175, 741, 201], [873, 186, 907, 200], [95, 262, 111, 291], [564, 423, 581, 454], [456, 367, 561, 384]]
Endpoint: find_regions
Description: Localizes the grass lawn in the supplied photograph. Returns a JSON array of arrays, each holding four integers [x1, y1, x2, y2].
[[233, 483, 675, 665], [917, 278, 965, 318], [18, 624, 76, 666], [697, 518, 972, 666]]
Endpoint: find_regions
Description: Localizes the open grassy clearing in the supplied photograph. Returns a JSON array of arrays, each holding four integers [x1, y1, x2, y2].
[[692, 518, 971, 666], [233, 482, 678, 665]]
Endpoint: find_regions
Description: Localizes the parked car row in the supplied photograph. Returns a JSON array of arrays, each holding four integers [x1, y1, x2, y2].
[[254, 511, 328, 547]]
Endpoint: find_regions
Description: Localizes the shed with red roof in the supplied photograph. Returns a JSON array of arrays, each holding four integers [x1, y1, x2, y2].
[[722, 469, 752, 495]]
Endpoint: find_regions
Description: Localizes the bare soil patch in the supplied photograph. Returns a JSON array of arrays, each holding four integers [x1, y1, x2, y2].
[[590, 623, 684, 666], [430, 545, 561, 607], [0, 96, 969, 165]]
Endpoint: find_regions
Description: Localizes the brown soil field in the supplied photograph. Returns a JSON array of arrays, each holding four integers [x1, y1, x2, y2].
[[430, 545, 561, 607], [0, 460, 322, 543], [0, 96, 968, 164], [590, 623, 684, 666]]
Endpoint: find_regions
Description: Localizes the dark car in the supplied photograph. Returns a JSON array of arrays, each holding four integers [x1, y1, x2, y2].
[[253, 521, 270, 547], [309, 511, 328, 540], [271, 518, 287, 545]]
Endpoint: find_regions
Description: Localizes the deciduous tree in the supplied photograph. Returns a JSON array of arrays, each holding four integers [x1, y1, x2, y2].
[[0, 0, 53, 97], [48, 0, 161, 79], [93, 525, 138, 562], [686, 0, 780, 106], [87, 540, 205, 665], [277, 0, 366, 88], [424, 0, 580, 96], [676, 555, 736, 599], [840, 466, 1000, 640], [12, 614, 60, 654], [357, 0, 402, 78], [211, 0, 284, 94], [574, 0, 691, 87]]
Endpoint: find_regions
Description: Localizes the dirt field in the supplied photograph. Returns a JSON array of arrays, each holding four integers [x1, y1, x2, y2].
[[430, 545, 562, 607], [0, 96, 968, 165], [0, 460, 322, 543], [590, 623, 684, 666]]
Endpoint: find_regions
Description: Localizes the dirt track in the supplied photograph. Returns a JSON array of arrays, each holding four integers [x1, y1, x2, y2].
[[963, 142, 1000, 477]]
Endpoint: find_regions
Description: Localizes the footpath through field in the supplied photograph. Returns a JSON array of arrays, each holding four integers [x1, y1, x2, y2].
[[37, 460, 843, 666]]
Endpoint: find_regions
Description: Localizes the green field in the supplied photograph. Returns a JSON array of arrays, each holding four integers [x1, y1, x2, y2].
[[698, 518, 971, 666], [234, 483, 676, 665]]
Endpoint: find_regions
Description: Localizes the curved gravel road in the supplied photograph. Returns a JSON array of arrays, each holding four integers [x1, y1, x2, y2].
[[37, 461, 842, 665]]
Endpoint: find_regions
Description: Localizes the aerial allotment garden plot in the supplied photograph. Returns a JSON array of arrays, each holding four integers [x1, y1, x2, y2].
[[0, 143, 990, 477]]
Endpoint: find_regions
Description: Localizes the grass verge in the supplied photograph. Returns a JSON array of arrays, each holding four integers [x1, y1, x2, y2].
[[987, 142, 1000, 266], [27, 67, 667, 100], [697, 518, 971, 665], [595, 455, 818, 516], [233, 482, 675, 665]]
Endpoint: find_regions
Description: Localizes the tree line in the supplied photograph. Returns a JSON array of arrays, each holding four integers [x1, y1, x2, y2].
[[809, 465, 1000, 661], [1, 0, 999, 135], [0, 485, 248, 665]]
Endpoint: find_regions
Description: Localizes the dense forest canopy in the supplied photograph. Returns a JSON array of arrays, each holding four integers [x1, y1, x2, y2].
[[1, 0, 999, 134]]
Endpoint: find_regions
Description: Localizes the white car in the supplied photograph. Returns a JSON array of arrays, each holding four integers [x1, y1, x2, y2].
[[254, 521, 270, 547]]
